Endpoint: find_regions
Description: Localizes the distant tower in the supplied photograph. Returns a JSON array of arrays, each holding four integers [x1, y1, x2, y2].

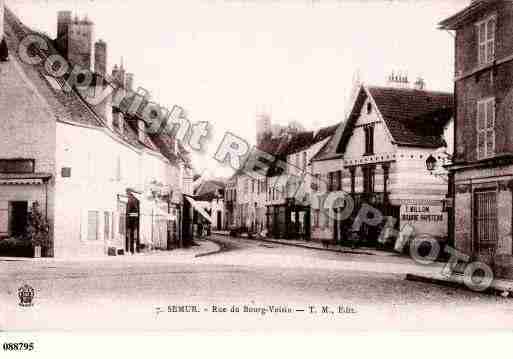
[[56, 12, 93, 69], [256, 113, 272, 145], [94, 39, 107, 76]]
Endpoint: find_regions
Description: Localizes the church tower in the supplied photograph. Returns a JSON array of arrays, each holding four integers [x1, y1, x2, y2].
[[56, 12, 94, 70]]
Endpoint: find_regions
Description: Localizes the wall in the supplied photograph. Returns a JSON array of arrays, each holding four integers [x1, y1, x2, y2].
[[0, 39, 57, 242], [54, 121, 174, 258], [454, 2, 513, 163]]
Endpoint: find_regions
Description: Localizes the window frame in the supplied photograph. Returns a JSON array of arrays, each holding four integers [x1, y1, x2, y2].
[[0, 159, 35, 174], [364, 125, 375, 156], [476, 97, 495, 160], [87, 210, 99, 241], [476, 15, 496, 66]]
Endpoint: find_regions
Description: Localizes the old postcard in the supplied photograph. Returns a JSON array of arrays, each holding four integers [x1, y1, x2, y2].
[[0, 0, 512, 353]]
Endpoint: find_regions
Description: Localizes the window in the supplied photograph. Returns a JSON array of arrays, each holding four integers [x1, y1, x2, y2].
[[104, 211, 110, 240], [336, 170, 342, 191], [314, 209, 320, 227], [87, 211, 99, 240], [328, 172, 334, 192], [477, 98, 495, 159], [477, 16, 496, 65], [364, 125, 374, 155], [0, 159, 35, 174], [302, 152, 307, 172], [311, 174, 321, 192], [474, 189, 498, 256], [367, 102, 372, 114], [363, 166, 375, 194]]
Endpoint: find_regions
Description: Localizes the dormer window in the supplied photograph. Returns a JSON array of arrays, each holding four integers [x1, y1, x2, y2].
[[477, 15, 496, 65]]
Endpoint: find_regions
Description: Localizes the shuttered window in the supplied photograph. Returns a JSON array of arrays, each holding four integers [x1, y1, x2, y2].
[[477, 98, 495, 160], [87, 211, 99, 241], [477, 16, 496, 65], [474, 190, 498, 256]]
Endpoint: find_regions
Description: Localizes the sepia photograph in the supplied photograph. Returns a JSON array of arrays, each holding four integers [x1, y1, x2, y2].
[[0, 0, 512, 353]]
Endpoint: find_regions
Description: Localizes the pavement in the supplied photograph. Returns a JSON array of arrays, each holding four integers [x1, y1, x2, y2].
[[1, 234, 513, 331], [213, 230, 513, 295], [0, 239, 221, 263], [211, 230, 395, 257]]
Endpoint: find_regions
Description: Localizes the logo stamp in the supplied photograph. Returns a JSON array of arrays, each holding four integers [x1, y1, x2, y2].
[[17, 284, 35, 307]]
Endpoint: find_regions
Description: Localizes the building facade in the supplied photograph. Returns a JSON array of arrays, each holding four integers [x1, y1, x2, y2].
[[311, 83, 453, 247], [0, 6, 189, 257], [440, 0, 513, 267]]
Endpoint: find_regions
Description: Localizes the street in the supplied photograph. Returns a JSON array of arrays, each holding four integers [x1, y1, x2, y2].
[[1, 234, 512, 331]]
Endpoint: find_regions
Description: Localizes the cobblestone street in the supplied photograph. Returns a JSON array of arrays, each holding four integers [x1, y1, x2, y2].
[[1, 235, 512, 331]]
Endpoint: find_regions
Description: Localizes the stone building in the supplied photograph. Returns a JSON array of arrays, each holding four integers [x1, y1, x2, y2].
[[311, 82, 453, 247], [440, 0, 513, 267], [0, 6, 190, 257]]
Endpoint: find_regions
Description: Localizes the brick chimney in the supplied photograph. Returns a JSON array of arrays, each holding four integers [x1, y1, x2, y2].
[[0, 0, 4, 42], [94, 39, 107, 76], [0, 0, 7, 62], [387, 71, 410, 89], [413, 77, 426, 91]]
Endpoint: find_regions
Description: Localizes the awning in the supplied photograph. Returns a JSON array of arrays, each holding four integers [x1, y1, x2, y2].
[[0, 172, 52, 185], [185, 196, 212, 223]]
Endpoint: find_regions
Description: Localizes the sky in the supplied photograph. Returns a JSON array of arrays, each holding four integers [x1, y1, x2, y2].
[[6, 0, 469, 178]]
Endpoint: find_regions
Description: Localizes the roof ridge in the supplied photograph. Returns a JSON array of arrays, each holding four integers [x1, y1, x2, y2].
[[367, 85, 453, 96]]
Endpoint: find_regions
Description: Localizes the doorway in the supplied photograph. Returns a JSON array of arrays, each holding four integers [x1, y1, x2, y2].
[[10, 201, 28, 237]]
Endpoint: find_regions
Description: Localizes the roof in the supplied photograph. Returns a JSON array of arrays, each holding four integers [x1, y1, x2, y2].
[[312, 85, 453, 162], [439, 0, 496, 30], [366, 86, 453, 148], [3, 7, 180, 165]]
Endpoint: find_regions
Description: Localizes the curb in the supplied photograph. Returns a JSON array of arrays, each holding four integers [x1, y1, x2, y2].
[[211, 232, 376, 256], [405, 272, 513, 297], [194, 240, 223, 258], [405, 273, 462, 288]]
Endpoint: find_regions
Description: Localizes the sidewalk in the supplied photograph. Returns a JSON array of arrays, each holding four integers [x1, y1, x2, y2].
[[211, 230, 397, 257], [0, 239, 221, 263]]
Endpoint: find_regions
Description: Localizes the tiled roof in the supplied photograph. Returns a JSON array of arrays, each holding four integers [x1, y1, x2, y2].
[[312, 85, 453, 162], [4, 7, 179, 164], [438, 0, 493, 30], [367, 86, 453, 148]]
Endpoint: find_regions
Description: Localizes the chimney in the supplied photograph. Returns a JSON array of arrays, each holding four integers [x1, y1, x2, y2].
[[0, 0, 4, 42], [94, 39, 107, 76], [138, 119, 146, 143], [125, 73, 134, 92], [414, 77, 426, 91], [0, 0, 7, 62], [387, 70, 410, 89]]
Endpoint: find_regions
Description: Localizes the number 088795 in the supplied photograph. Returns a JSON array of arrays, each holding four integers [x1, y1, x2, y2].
[[3, 342, 34, 351]]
